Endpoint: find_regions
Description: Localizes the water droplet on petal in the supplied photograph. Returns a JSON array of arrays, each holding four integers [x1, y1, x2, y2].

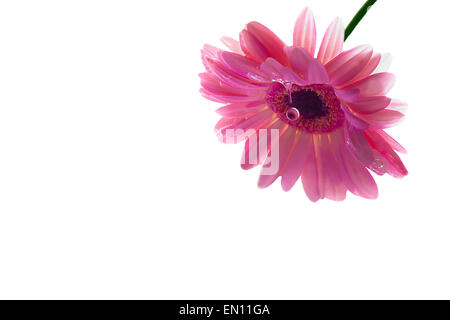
[[286, 108, 300, 122], [372, 158, 384, 170]]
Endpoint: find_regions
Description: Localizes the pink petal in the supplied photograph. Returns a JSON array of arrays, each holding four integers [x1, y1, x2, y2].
[[200, 88, 236, 103], [325, 45, 371, 76], [200, 75, 263, 103], [364, 129, 408, 177], [330, 129, 378, 199], [200, 73, 263, 103], [351, 53, 381, 84], [205, 58, 268, 93], [344, 124, 407, 178], [300, 134, 350, 201], [240, 29, 270, 63], [360, 109, 405, 128], [328, 129, 360, 194], [246, 22, 288, 65], [306, 59, 330, 84], [241, 119, 280, 169], [200, 89, 262, 104], [215, 117, 244, 134], [317, 17, 344, 65], [343, 72, 396, 97], [340, 146, 379, 199], [241, 131, 261, 170], [330, 47, 373, 87], [344, 123, 383, 175], [315, 133, 347, 201], [216, 103, 266, 117], [201, 44, 221, 59], [301, 133, 349, 202], [258, 126, 297, 188], [260, 57, 307, 85], [293, 8, 317, 57], [230, 109, 275, 133], [376, 130, 407, 154], [280, 67, 307, 85], [200, 73, 244, 96], [201, 44, 222, 72], [335, 88, 360, 102], [285, 46, 314, 78], [301, 141, 321, 202], [280, 132, 312, 191], [216, 109, 275, 143], [260, 58, 285, 80], [220, 51, 269, 82], [342, 104, 370, 130], [348, 96, 391, 114], [221, 36, 243, 54], [241, 135, 263, 170]]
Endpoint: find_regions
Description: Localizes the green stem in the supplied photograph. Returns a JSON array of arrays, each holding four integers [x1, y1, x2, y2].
[[345, 0, 378, 41]]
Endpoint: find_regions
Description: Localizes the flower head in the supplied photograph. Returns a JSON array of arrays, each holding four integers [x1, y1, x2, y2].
[[200, 7, 407, 201]]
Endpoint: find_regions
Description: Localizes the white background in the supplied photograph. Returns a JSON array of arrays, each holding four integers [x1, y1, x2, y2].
[[0, 0, 448, 299]]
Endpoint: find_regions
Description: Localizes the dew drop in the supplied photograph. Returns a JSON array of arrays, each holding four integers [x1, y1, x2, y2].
[[372, 158, 385, 170], [286, 108, 300, 121]]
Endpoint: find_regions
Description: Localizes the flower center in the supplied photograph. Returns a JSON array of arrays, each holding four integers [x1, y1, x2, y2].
[[266, 82, 345, 133], [290, 89, 328, 119]]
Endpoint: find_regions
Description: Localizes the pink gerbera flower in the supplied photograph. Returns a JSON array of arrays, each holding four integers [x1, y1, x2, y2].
[[200, 7, 407, 202]]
